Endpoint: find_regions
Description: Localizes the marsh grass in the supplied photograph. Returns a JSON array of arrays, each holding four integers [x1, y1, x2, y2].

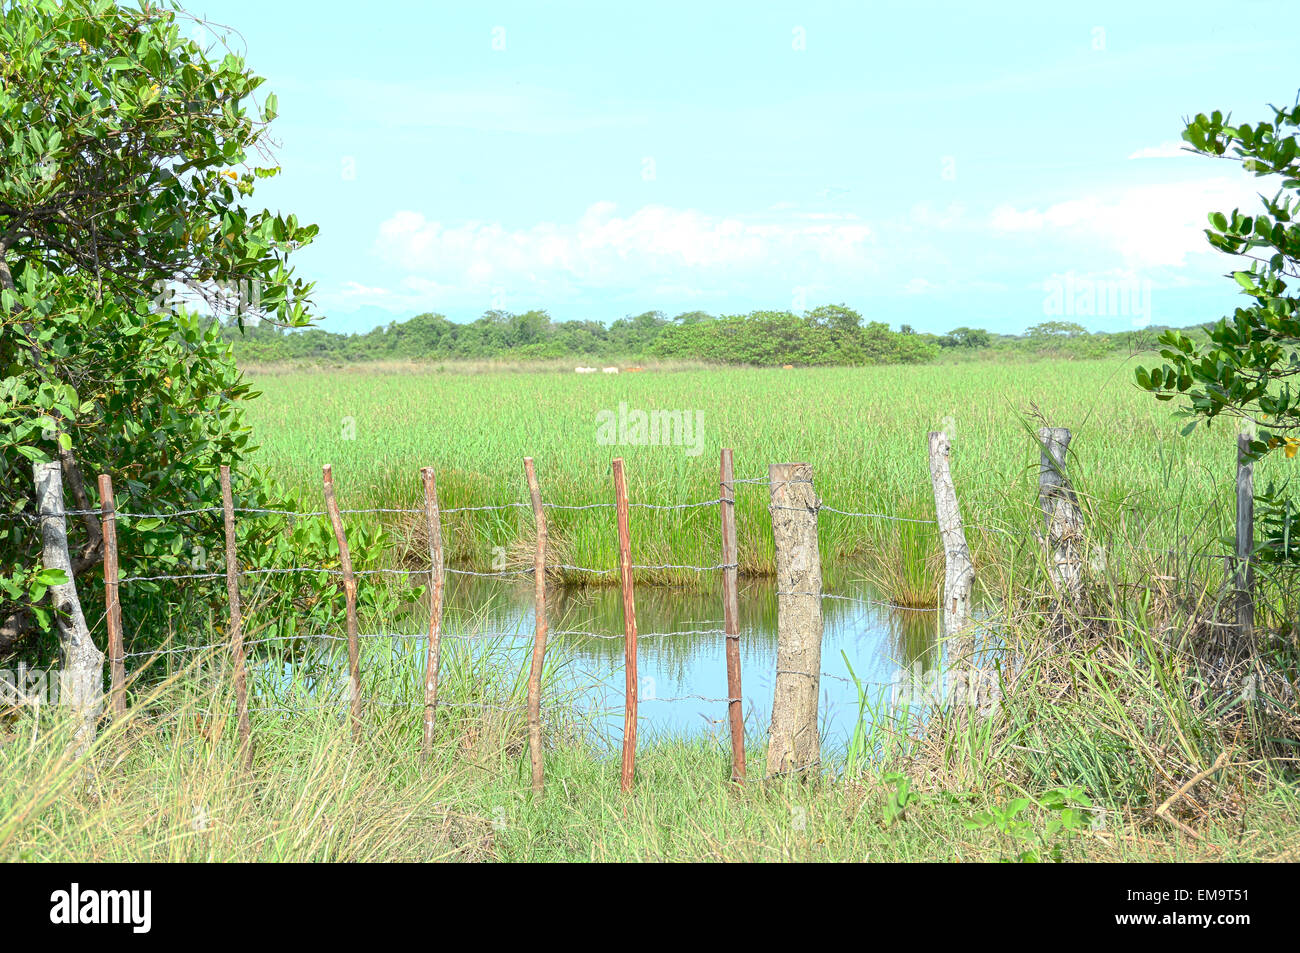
[[856, 499, 944, 608], [241, 360, 1263, 590]]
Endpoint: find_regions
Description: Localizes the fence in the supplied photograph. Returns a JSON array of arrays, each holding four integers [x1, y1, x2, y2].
[[10, 426, 1258, 791]]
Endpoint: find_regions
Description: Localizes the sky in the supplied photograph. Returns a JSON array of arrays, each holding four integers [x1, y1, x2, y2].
[[190, 0, 1298, 336]]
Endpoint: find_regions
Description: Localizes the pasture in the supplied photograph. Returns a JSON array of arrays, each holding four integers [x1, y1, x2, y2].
[[243, 357, 1266, 596]]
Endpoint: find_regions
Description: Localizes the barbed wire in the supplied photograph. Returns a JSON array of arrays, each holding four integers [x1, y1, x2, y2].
[[120, 625, 737, 661], [777, 590, 942, 613]]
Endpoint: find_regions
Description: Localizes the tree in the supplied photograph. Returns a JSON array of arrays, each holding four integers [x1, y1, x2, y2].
[[1137, 93, 1300, 556], [945, 326, 991, 348], [806, 303, 862, 332], [1026, 320, 1087, 339], [1137, 96, 1300, 442], [1, 1, 318, 656]]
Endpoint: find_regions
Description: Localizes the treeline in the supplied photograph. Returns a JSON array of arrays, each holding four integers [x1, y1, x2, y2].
[[221, 306, 1178, 366]]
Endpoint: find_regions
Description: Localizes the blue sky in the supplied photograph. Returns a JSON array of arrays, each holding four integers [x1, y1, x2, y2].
[[194, 0, 1296, 335]]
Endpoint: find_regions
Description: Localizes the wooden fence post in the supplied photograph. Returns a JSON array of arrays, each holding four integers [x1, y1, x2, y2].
[[1235, 432, 1254, 640], [927, 432, 975, 664], [767, 462, 822, 778], [34, 461, 103, 755], [98, 474, 126, 720], [1037, 427, 1084, 606], [420, 466, 444, 757], [612, 457, 638, 793], [524, 457, 549, 793], [322, 465, 362, 740], [219, 466, 251, 760], [719, 448, 745, 782]]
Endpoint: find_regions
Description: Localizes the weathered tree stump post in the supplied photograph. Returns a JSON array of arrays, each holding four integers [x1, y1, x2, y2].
[[1235, 432, 1254, 641], [767, 462, 822, 778], [928, 432, 975, 664], [1037, 427, 1084, 607], [34, 461, 103, 755]]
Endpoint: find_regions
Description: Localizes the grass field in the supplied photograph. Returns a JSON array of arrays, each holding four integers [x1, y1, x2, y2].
[[243, 357, 1277, 602]]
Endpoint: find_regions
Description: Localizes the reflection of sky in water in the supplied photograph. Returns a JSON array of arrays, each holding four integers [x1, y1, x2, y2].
[[239, 570, 947, 754], [423, 571, 943, 753]]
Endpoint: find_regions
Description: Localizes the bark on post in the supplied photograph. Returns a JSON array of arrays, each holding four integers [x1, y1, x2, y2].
[[420, 466, 445, 758], [612, 457, 638, 793], [34, 461, 103, 754], [766, 462, 822, 778], [1037, 427, 1084, 605], [219, 466, 251, 761], [1235, 432, 1254, 641], [719, 448, 745, 782], [928, 432, 975, 664], [322, 465, 362, 740], [98, 474, 126, 721], [524, 457, 548, 793]]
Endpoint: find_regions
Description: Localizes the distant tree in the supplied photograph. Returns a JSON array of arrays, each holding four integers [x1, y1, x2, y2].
[[946, 327, 991, 348], [1026, 320, 1088, 338], [807, 304, 863, 331]]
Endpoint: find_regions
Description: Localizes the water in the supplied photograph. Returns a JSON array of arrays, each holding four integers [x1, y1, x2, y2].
[[423, 569, 943, 751]]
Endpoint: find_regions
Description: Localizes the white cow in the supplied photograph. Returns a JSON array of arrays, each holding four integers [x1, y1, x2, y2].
[[574, 366, 598, 374], [601, 366, 619, 374]]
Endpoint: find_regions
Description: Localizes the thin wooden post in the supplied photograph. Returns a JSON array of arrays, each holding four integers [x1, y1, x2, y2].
[[928, 432, 975, 664], [1037, 427, 1084, 605], [766, 462, 822, 778], [524, 457, 548, 793], [34, 461, 103, 755], [219, 466, 251, 761], [719, 448, 745, 782], [612, 457, 638, 793], [98, 474, 126, 720], [322, 464, 362, 740], [420, 466, 445, 757], [1235, 432, 1254, 640]]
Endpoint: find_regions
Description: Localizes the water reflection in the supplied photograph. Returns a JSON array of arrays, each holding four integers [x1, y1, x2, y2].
[[416, 569, 942, 751]]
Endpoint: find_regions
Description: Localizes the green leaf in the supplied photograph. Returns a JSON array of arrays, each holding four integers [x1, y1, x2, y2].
[[34, 568, 68, 586]]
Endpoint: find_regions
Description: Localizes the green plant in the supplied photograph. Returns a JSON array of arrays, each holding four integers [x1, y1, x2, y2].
[[963, 786, 1094, 862], [880, 771, 920, 826]]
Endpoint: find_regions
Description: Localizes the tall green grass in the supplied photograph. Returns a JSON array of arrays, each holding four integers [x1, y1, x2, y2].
[[242, 359, 1260, 596]]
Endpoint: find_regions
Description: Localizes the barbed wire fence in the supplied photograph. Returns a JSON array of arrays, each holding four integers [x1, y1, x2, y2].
[[9, 425, 1251, 791]]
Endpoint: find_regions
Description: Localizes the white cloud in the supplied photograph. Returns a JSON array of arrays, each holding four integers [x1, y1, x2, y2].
[[989, 176, 1260, 268], [373, 202, 878, 292]]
